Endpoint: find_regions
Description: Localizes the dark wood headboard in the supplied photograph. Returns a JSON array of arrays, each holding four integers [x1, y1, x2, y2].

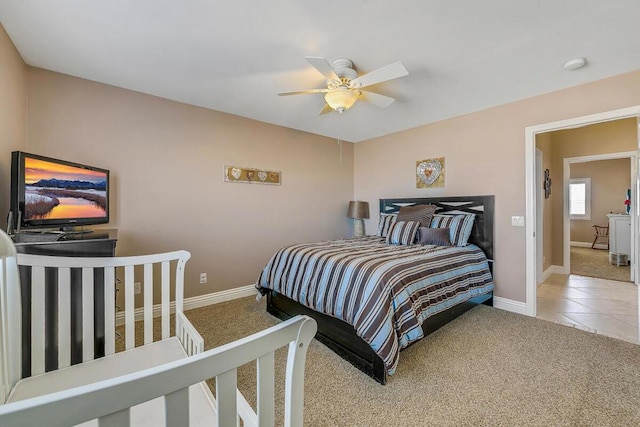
[[379, 195, 494, 261]]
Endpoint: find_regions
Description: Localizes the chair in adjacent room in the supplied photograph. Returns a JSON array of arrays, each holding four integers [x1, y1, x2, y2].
[[591, 225, 609, 250]]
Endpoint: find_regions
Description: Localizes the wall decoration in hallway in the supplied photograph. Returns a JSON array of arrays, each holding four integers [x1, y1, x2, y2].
[[224, 166, 281, 185], [416, 157, 445, 188]]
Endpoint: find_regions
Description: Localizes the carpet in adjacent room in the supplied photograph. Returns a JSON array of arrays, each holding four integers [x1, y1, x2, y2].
[[570, 246, 630, 282]]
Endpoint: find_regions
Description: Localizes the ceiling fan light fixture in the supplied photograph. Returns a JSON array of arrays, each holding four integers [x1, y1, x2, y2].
[[324, 87, 357, 113]]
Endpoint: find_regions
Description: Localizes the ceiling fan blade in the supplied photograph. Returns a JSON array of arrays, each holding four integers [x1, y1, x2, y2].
[[278, 89, 328, 96], [319, 103, 334, 115], [360, 90, 396, 108], [305, 56, 340, 82], [350, 61, 408, 88]]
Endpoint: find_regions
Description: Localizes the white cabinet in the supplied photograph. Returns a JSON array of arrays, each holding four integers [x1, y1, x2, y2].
[[607, 214, 631, 256]]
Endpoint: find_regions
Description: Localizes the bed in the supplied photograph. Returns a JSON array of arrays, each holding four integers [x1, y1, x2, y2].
[[256, 195, 495, 384]]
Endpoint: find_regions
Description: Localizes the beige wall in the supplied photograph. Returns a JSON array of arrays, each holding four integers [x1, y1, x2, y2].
[[535, 133, 554, 272], [570, 158, 632, 243], [548, 119, 636, 265], [26, 69, 354, 297], [355, 70, 640, 302], [0, 24, 27, 219]]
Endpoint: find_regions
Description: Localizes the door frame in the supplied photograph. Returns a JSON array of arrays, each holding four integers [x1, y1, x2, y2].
[[525, 106, 640, 317], [562, 152, 637, 278]]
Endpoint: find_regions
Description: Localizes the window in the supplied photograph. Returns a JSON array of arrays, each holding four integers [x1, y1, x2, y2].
[[569, 178, 591, 220]]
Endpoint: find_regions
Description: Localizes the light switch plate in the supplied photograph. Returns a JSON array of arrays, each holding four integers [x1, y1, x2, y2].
[[511, 216, 525, 227]]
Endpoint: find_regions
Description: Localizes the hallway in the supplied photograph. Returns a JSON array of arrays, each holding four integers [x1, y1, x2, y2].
[[537, 273, 638, 345]]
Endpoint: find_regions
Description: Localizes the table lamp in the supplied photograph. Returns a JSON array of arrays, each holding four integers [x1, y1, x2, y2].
[[347, 200, 370, 237]]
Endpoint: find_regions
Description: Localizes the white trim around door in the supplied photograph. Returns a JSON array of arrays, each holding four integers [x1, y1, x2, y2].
[[524, 106, 640, 317], [562, 152, 637, 277]]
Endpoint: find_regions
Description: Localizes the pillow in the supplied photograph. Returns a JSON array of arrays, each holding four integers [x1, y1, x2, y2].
[[430, 214, 476, 246], [396, 204, 437, 228], [386, 221, 420, 245], [377, 213, 397, 238], [417, 227, 452, 246]]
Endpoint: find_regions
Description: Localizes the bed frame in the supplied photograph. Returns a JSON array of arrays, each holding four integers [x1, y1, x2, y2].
[[266, 195, 495, 384]]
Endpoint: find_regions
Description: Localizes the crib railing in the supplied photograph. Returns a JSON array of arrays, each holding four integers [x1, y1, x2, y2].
[[14, 250, 201, 376], [0, 315, 317, 427]]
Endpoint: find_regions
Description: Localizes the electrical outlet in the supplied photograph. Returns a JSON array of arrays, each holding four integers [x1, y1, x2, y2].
[[134, 282, 141, 294], [200, 273, 207, 284], [511, 216, 525, 227]]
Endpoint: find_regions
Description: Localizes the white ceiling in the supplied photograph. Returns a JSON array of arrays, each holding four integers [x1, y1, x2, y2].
[[2, 1, 640, 142]]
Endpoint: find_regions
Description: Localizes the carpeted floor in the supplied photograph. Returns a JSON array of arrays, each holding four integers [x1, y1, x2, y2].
[[162, 296, 640, 427], [571, 246, 630, 282]]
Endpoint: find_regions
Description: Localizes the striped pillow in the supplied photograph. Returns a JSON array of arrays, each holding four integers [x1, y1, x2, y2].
[[430, 214, 476, 246], [377, 213, 397, 238], [396, 204, 437, 228], [386, 221, 420, 245]]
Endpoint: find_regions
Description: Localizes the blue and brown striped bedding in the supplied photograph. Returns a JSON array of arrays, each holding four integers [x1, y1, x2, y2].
[[256, 236, 494, 375]]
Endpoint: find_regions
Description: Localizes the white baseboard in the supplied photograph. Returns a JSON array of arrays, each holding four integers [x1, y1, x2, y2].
[[541, 265, 564, 282], [183, 285, 259, 311], [116, 284, 258, 326], [571, 241, 607, 250], [493, 296, 529, 316]]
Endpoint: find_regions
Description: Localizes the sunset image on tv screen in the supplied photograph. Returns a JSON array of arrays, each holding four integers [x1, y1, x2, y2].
[[23, 157, 107, 220]]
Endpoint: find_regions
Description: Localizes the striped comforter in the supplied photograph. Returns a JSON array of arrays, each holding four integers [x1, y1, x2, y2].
[[256, 237, 494, 375]]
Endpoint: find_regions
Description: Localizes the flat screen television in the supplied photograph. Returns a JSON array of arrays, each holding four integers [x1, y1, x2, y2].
[[10, 151, 110, 231]]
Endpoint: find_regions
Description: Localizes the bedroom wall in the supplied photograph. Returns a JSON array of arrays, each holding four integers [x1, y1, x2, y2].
[[354, 69, 640, 303], [549, 119, 636, 265], [570, 158, 631, 243], [25, 68, 354, 298], [0, 23, 27, 220]]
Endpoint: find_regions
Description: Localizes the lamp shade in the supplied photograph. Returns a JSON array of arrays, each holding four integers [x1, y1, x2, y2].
[[325, 87, 357, 113], [347, 201, 370, 219]]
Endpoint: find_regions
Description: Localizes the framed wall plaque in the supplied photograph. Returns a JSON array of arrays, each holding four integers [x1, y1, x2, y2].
[[416, 157, 445, 188], [224, 165, 281, 185]]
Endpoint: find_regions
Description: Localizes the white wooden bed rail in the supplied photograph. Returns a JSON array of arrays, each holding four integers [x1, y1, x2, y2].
[[0, 315, 317, 427], [0, 230, 21, 404]]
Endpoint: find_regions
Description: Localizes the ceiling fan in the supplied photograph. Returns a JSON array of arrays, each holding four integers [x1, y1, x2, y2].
[[278, 57, 409, 114]]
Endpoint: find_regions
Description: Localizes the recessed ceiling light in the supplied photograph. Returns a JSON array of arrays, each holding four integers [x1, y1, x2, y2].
[[563, 58, 587, 71]]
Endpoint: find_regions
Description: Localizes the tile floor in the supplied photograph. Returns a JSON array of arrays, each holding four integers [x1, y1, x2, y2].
[[537, 274, 639, 345]]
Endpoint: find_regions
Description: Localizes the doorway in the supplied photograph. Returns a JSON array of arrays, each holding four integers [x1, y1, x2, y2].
[[525, 106, 640, 317], [565, 155, 634, 283]]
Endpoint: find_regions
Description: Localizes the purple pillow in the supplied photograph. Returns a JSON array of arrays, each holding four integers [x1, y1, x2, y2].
[[417, 227, 451, 246]]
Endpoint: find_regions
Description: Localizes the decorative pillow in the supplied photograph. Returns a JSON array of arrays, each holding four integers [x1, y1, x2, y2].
[[417, 227, 452, 246], [386, 221, 420, 245], [377, 213, 397, 238], [396, 204, 437, 228], [430, 214, 476, 246]]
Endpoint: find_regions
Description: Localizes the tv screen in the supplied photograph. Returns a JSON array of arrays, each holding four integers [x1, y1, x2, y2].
[[11, 151, 110, 230]]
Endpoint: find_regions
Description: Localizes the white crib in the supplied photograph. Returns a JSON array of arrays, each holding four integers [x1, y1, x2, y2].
[[0, 229, 317, 426]]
